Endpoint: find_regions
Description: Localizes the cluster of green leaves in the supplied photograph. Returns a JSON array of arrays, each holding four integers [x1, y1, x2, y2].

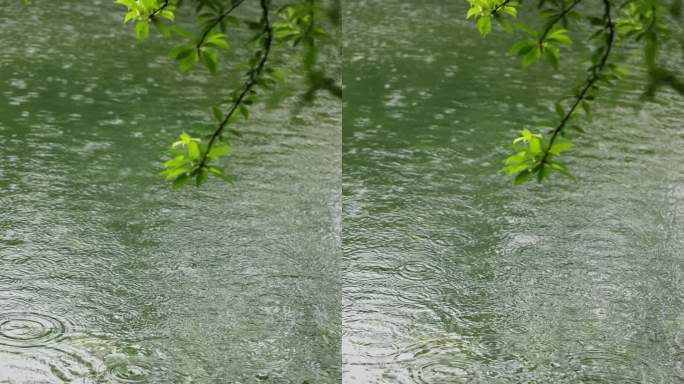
[[615, 1, 684, 98], [615, 1, 661, 39], [168, 29, 229, 73], [504, 129, 574, 184], [273, 2, 328, 45], [274, 1, 341, 102], [116, 0, 176, 41], [466, 0, 518, 36], [161, 132, 233, 188], [112, 0, 339, 189], [510, 26, 571, 68], [466, 0, 684, 185]]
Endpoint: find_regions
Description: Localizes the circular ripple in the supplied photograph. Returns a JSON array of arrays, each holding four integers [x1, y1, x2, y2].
[[390, 335, 481, 384], [0, 312, 66, 347], [107, 362, 150, 383], [396, 261, 446, 282]]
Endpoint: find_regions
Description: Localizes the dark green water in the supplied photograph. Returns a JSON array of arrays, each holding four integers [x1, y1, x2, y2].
[[343, 1, 684, 383], [0, 2, 340, 383]]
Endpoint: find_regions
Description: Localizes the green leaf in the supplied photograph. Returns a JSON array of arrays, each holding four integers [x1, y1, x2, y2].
[[554, 102, 565, 118], [510, 39, 536, 56], [239, 105, 249, 119], [160, 10, 175, 21], [581, 101, 592, 117], [545, 44, 560, 69], [514, 169, 532, 185], [521, 129, 533, 142], [141, 0, 156, 10], [136, 21, 150, 41], [172, 173, 192, 189], [501, 6, 517, 17], [178, 51, 199, 72], [163, 166, 191, 179], [116, 0, 137, 9], [466, 7, 479, 19], [207, 167, 234, 184], [201, 48, 218, 74], [187, 141, 200, 160], [506, 163, 530, 175], [180, 132, 192, 145], [207, 145, 232, 159], [548, 162, 576, 179], [549, 141, 574, 155], [164, 155, 187, 168], [204, 33, 229, 49], [153, 19, 172, 37], [124, 10, 138, 23], [521, 46, 541, 68], [547, 29, 572, 44], [529, 136, 542, 155], [212, 106, 223, 122], [169, 44, 195, 59], [536, 164, 549, 182], [477, 16, 492, 37], [228, 111, 239, 125], [504, 151, 527, 165]]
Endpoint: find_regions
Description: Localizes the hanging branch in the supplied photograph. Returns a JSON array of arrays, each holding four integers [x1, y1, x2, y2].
[[149, 0, 170, 19], [538, 0, 583, 42], [196, 0, 273, 172], [539, 0, 615, 166], [108, 0, 339, 188], [196, 0, 247, 52], [491, 0, 513, 15]]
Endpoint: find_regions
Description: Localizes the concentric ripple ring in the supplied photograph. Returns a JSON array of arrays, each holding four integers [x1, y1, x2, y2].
[[107, 362, 150, 383], [0, 312, 66, 348]]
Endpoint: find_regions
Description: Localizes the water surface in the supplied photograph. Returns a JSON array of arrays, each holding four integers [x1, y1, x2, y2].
[[343, 1, 684, 383], [0, 2, 340, 383]]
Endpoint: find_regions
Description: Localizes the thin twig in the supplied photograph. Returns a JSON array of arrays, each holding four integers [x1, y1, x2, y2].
[[197, 0, 273, 170], [196, 0, 248, 52], [539, 0, 584, 42], [540, 0, 614, 166], [149, 0, 169, 19], [491, 0, 512, 15]]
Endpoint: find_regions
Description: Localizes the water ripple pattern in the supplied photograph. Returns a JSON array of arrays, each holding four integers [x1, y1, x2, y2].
[[343, 0, 684, 383], [106, 359, 150, 383], [1, 1, 340, 382], [0, 312, 66, 348]]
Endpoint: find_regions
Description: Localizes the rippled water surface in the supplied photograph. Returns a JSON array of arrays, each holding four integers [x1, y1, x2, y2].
[[1, 2, 340, 383], [343, 1, 684, 383]]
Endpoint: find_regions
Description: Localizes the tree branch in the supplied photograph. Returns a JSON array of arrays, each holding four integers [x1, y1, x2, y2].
[[539, 0, 583, 42], [304, 0, 316, 38], [196, 0, 247, 52], [197, 0, 273, 170], [492, 0, 512, 15], [540, 0, 614, 166], [149, 0, 170, 19]]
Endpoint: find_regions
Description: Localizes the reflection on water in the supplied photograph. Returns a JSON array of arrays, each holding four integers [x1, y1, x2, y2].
[[343, 1, 684, 383], [1, 2, 340, 383]]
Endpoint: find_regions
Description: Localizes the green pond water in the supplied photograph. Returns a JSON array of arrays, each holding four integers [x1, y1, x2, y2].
[[0, 2, 340, 383], [3, 1, 684, 383], [343, 1, 684, 383]]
